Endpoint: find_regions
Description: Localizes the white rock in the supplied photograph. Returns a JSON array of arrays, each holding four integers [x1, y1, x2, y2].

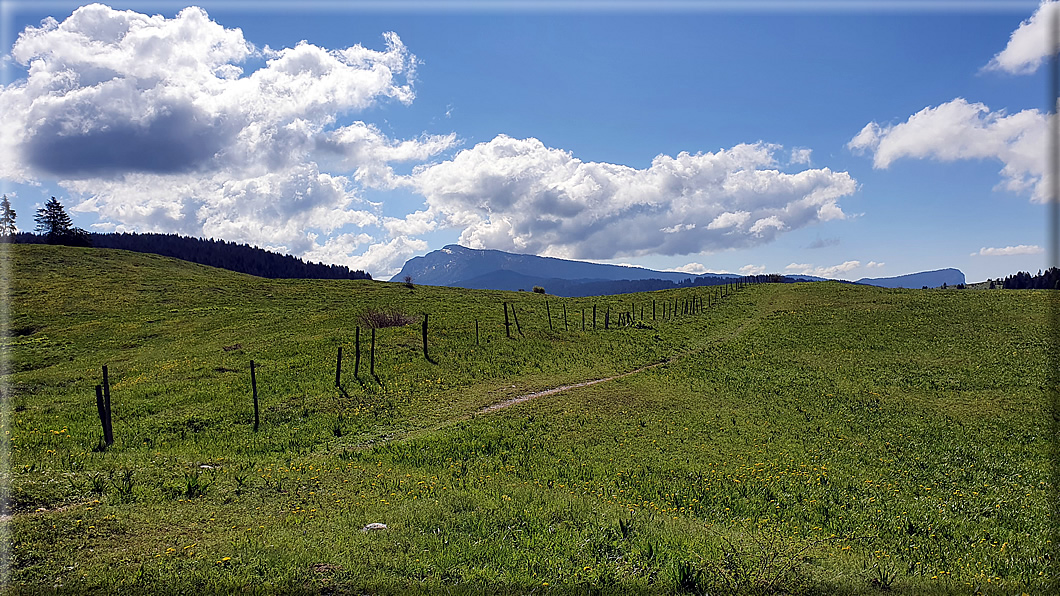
[[362, 522, 387, 532]]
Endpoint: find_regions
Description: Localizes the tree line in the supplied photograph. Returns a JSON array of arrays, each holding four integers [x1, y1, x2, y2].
[[1, 195, 371, 280], [999, 268, 1060, 290]]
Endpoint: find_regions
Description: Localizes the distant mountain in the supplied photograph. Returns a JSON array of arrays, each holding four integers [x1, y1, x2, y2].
[[855, 268, 964, 289], [450, 269, 747, 297], [391, 245, 758, 296], [392, 244, 965, 295], [392, 244, 730, 287]]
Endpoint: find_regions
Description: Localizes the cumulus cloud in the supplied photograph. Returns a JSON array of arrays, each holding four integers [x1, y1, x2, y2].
[[0, 4, 455, 276], [739, 264, 766, 275], [866, 261, 885, 268], [848, 98, 1050, 202], [971, 244, 1043, 256], [785, 260, 862, 279], [984, 1, 1060, 75], [408, 135, 856, 260], [789, 147, 812, 165]]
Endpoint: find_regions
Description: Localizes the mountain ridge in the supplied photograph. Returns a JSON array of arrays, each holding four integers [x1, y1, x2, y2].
[[393, 245, 963, 295]]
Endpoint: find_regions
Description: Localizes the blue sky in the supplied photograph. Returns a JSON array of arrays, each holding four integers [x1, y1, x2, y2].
[[0, 1, 1052, 282]]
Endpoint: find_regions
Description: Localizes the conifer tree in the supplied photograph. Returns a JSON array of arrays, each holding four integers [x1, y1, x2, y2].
[[0, 194, 16, 236], [34, 196, 89, 246]]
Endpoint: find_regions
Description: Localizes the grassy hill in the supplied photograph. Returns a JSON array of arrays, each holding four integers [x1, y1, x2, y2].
[[2, 244, 1054, 594]]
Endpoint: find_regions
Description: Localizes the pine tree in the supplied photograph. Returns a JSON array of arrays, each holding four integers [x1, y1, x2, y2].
[[34, 197, 89, 246], [0, 194, 16, 236]]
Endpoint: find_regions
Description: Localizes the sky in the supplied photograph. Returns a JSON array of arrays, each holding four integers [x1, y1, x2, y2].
[[0, 0, 1053, 283]]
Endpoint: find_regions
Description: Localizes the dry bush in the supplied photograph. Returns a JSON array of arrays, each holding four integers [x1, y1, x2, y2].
[[359, 308, 416, 329]]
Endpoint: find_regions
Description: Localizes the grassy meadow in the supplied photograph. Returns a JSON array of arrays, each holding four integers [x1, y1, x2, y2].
[[1, 244, 1055, 594]]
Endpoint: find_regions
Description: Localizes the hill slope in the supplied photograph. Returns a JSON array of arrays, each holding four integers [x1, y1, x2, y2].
[[4, 244, 1050, 594]]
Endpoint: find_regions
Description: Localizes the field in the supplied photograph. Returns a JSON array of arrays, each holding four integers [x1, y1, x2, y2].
[[1, 244, 1055, 594]]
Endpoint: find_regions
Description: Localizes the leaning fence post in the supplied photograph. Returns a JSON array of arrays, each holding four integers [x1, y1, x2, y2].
[[512, 304, 524, 336], [95, 385, 112, 447], [354, 327, 361, 377], [545, 300, 553, 331], [335, 346, 343, 387], [563, 303, 568, 331], [101, 366, 113, 445], [504, 302, 511, 338], [251, 360, 259, 432], [370, 328, 376, 377], [422, 314, 429, 361]]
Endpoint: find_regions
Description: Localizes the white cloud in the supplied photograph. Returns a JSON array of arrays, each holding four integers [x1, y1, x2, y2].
[[984, 1, 1060, 75], [706, 210, 750, 230], [785, 260, 862, 279], [0, 4, 456, 277], [848, 98, 1050, 202], [789, 147, 812, 165], [739, 264, 766, 275], [866, 260, 885, 268], [352, 235, 429, 278], [409, 135, 856, 260], [971, 244, 1044, 256], [673, 262, 707, 274]]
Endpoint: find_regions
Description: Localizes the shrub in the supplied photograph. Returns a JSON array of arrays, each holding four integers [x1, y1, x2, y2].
[[359, 308, 416, 329], [532, 286, 545, 294], [403, 275, 414, 289]]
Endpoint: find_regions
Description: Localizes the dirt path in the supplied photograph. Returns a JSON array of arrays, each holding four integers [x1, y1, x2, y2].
[[473, 289, 774, 415], [477, 360, 669, 414]]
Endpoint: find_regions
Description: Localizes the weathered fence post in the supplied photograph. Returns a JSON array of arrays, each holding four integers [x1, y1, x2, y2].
[[504, 302, 511, 339], [422, 313, 429, 361], [102, 365, 112, 440], [653, 300, 656, 320], [605, 306, 610, 329], [95, 385, 112, 447], [370, 328, 376, 377], [593, 305, 597, 329], [354, 327, 361, 377], [335, 346, 343, 387], [563, 303, 568, 331], [251, 360, 259, 432], [512, 304, 523, 336], [545, 300, 553, 331]]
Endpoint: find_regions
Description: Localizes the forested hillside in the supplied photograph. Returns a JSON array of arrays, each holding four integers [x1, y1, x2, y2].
[[7, 231, 371, 280]]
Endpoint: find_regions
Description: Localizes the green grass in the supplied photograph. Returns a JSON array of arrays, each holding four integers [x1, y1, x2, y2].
[[1, 244, 1054, 594]]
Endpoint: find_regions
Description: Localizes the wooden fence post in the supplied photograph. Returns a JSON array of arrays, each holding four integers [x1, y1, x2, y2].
[[355, 327, 361, 377], [95, 385, 111, 447], [582, 308, 585, 331], [476, 319, 480, 346], [545, 300, 553, 331], [653, 300, 656, 320], [563, 303, 568, 331], [504, 302, 511, 339], [101, 366, 113, 445], [605, 306, 610, 329], [335, 346, 343, 387], [512, 305, 523, 336], [422, 313, 429, 361], [370, 328, 376, 377], [593, 305, 597, 329], [251, 360, 259, 432]]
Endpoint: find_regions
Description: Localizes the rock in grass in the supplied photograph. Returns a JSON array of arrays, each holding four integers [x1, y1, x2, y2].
[[362, 522, 387, 532]]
